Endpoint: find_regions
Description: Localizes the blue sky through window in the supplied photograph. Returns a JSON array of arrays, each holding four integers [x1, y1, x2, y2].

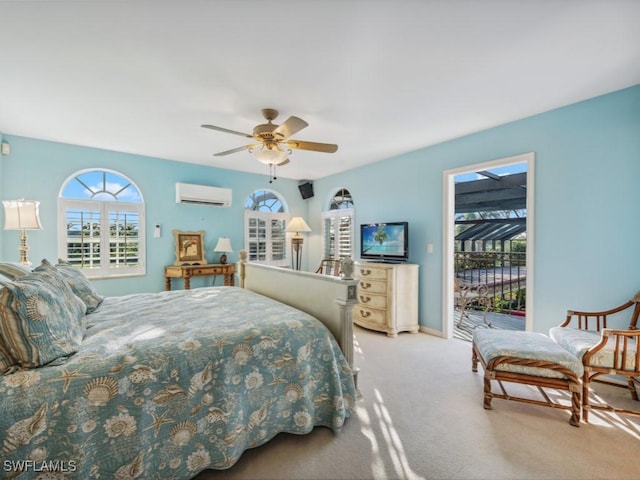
[[62, 171, 141, 202]]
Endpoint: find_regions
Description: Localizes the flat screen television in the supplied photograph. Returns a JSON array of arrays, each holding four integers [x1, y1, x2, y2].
[[360, 222, 409, 263]]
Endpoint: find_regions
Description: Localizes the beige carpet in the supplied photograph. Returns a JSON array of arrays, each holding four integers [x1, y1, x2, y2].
[[197, 326, 640, 480]]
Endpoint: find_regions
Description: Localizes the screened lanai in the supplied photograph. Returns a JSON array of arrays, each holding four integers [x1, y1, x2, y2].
[[453, 168, 527, 337]]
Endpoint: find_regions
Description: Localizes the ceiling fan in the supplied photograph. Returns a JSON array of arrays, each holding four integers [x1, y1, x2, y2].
[[202, 108, 338, 181]]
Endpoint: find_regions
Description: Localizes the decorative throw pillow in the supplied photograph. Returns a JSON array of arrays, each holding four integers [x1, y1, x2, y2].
[[55, 258, 104, 313], [0, 280, 19, 374], [0, 266, 86, 368], [0, 333, 18, 375], [0, 262, 32, 280]]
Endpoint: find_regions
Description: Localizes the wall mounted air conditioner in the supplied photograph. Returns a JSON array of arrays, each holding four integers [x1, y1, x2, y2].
[[175, 182, 232, 207]]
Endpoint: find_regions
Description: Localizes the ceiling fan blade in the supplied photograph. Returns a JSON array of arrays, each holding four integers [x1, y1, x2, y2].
[[202, 124, 253, 138], [213, 145, 253, 156], [273, 116, 308, 140], [286, 140, 338, 153]]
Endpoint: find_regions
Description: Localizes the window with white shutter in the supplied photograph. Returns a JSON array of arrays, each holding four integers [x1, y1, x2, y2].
[[244, 190, 289, 266], [321, 188, 354, 260], [58, 169, 145, 278]]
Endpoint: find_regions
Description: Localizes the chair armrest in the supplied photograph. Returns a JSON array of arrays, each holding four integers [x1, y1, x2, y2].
[[559, 300, 636, 330], [583, 328, 640, 373]]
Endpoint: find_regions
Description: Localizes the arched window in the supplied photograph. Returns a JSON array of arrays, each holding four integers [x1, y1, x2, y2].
[[57, 169, 145, 278], [245, 189, 285, 212], [244, 189, 288, 266], [321, 188, 355, 259], [329, 188, 354, 210]]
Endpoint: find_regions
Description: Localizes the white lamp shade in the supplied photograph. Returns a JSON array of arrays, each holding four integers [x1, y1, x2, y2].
[[286, 217, 311, 233], [214, 237, 233, 252], [3, 199, 42, 230], [250, 143, 289, 165]]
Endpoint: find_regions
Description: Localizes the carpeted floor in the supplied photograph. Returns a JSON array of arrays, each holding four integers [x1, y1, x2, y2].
[[197, 326, 640, 480]]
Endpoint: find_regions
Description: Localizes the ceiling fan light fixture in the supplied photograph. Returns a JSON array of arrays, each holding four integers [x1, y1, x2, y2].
[[249, 143, 290, 165]]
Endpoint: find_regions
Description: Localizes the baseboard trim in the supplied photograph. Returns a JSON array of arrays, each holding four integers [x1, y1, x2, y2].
[[419, 325, 444, 338]]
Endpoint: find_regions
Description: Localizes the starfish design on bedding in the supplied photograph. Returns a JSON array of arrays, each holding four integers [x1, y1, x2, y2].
[[212, 337, 233, 354], [269, 373, 287, 387], [49, 367, 91, 393], [144, 410, 175, 437]]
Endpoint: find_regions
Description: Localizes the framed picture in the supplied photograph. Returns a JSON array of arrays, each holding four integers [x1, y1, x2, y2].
[[173, 230, 207, 266]]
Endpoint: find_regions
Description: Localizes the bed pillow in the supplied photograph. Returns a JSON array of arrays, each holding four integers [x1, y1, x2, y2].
[[55, 258, 104, 313], [0, 266, 86, 368], [0, 262, 32, 280]]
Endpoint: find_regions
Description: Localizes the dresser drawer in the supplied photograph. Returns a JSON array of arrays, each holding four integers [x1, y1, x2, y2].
[[356, 266, 387, 281], [193, 267, 222, 275], [357, 293, 387, 309], [354, 306, 387, 326], [358, 279, 386, 294]]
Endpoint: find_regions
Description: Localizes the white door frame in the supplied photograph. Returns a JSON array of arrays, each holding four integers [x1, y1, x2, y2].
[[442, 152, 535, 339]]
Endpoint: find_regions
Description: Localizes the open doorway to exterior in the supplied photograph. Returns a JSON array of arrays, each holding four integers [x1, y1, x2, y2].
[[442, 152, 535, 340]]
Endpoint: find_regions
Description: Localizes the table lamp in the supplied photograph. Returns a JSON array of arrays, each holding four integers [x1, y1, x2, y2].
[[3, 199, 43, 266], [214, 237, 233, 264]]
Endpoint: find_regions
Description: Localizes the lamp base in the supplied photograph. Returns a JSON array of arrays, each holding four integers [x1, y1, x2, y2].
[[291, 236, 304, 270], [19, 230, 32, 267], [219, 253, 227, 265]]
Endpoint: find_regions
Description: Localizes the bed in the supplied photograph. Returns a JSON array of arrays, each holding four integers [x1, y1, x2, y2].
[[0, 258, 359, 479]]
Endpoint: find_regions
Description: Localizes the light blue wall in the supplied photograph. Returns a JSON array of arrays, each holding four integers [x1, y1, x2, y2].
[[0, 136, 308, 296], [2, 85, 638, 334], [309, 84, 640, 334]]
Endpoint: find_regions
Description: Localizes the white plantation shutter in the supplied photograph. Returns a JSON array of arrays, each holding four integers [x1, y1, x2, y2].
[[337, 214, 352, 258], [59, 200, 144, 277], [321, 208, 354, 260], [244, 211, 288, 266]]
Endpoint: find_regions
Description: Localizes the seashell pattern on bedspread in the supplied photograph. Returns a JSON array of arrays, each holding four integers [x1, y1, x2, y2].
[[0, 286, 356, 479]]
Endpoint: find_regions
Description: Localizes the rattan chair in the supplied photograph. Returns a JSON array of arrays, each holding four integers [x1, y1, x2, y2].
[[315, 259, 341, 277], [550, 292, 640, 421]]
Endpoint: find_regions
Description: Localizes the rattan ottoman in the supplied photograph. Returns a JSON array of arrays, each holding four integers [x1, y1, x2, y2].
[[472, 329, 584, 426]]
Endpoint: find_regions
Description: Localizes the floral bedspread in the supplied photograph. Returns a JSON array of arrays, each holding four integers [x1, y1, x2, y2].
[[0, 287, 356, 479]]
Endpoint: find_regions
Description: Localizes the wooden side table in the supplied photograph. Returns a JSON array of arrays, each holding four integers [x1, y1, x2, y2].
[[164, 264, 235, 290]]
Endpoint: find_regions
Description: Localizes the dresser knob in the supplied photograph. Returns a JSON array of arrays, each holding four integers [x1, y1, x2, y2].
[[360, 269, 372, 276], [360, 282, 371, 289], [359, 295, 371, 303], [359, 309, 371, 318]]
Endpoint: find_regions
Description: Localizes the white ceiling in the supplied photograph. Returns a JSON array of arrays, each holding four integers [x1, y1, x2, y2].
[[1, 1, 639, 181]]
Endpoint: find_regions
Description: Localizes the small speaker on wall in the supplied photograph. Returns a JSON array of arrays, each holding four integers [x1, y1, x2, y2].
[[298, 181, 314, 199]]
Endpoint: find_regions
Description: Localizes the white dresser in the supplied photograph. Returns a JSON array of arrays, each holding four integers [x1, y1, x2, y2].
[[353, 262, 419, 337]]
